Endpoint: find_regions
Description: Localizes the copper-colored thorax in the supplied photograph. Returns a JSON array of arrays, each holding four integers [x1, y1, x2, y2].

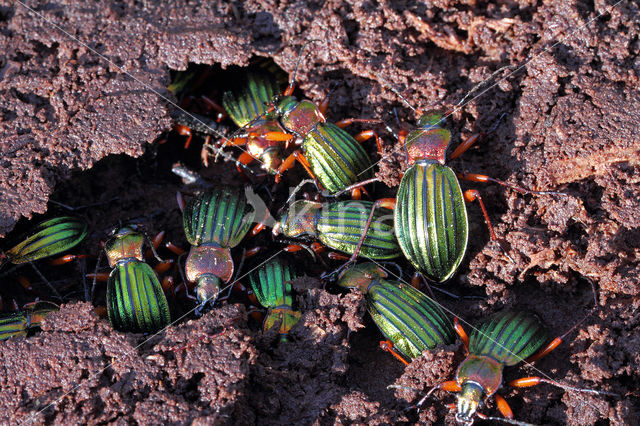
[[185, 244, 234, 284], [337, 262, 388, 293], [273, 200, 321, 238], [279, 98, 325, 136], [104, 226, 145, 268], [405, 127, 451, 166], [456, 354, 504, 397]]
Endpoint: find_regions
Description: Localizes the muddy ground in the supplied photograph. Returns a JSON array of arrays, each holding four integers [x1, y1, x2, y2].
[[0, 0, 639, 424]]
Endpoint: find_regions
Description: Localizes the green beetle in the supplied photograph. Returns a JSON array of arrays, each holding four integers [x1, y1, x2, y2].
[[0, 303, 58, 341], [394, 113, 469, 283], [271, 95, 378, 198], [248, 255, 300, 341], [104, 225, 171, 333], [337, 263, 455, 360], [2, 216, 87, 265], [212, 71, 292, 174], [182, 187, 256, 307], [273, 199, 400, 260], [418, 310, 614, 424]]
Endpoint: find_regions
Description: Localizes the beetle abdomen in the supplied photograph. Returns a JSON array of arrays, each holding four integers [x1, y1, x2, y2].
[[6, 216, 87, 264], [107, 261, 171, 333], [183, 188, 255, 248], [304, 123, 373, 194], [395, 161, 468, 282], [368, 281, 456, 359], [317, 200, 400, 260], [469, 310, 548, 366], [249, 256, 296, 309], [222, 71, 280, 127]]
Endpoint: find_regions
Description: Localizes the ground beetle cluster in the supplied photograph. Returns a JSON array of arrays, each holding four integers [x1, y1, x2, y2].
[[0, 49, 618, 425]]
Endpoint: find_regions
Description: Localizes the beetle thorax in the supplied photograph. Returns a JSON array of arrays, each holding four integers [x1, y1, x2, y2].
[[276, 200, 321, 238], [185, 244, 234, 284], [456, 355, 504, 397], [279, 98, 324, 136], [104, 231, 145, 267], [404, 127, 451, 165]]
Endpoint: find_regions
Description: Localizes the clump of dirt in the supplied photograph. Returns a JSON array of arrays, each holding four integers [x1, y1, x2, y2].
[[1, 0, 638, 425]]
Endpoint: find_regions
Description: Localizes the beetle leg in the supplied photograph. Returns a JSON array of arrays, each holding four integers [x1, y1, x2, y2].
[[275, 150, 322, 191], [525, 338, 563, 362], [264, 131, 294, 142], [176, 191, 186, 212], [222, 136, 249, 146], [449, 113, 506, 160], [200, 95, 227, 122], [327, 252, 350, 261], [285, 243, 324, 255], [459, 172, 566, 196], [236, 151, 255, 175], [250, 222, 267, 237], [275, 151, 298, 183], [464, 189, 516, 263], [173, 124, 193, 149], [508, 376, 618, 397], [454, 317, 470, 352], [17, 275, 32, 292], [244, 247, 262, 258], [154, 259, 174, 275], [414, 380, 462, 409], [351, 186, 362, 200], [86, 272, 110, 282], [494, 394, 514, 419], [293, 152, 320, 186], [161, 275, 174, 293], [48, 253, 90, 266], [316, 95, 330, 115], [463, 189, 498, 240], [354, 129, 384, 154], [410, 273, 422, 289], [165, 242, 186, 256], [379, 340, 410, 365], [449, 132, 484, 160], [283, 244, 305, 253]]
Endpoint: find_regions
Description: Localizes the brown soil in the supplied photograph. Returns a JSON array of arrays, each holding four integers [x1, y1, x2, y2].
[[1, 1, 638, 425]]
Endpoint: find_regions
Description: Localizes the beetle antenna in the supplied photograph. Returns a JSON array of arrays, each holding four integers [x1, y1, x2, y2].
[[556, 277, 599, 342], [286, 39, 320, 95], [27, 261, 63, 301], [370, 71, 419, 115], [455, 65, 516, 109], [286, 179, 318, 205]]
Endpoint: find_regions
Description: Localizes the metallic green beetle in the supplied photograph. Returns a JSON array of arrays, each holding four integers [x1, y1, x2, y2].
[[214, 71, 291, 174], [273, 199, 400, 260], [183, 187, 256, 307], [1, 216, 87, 265], [248, 255, 300, 341], [272, 96, 375, 197], [0, 303, 58, 340], [420, 310, 552, 424], [104, 225, 171, 333], [337, 263, 455, 360], [394, 113, 468, 283]]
